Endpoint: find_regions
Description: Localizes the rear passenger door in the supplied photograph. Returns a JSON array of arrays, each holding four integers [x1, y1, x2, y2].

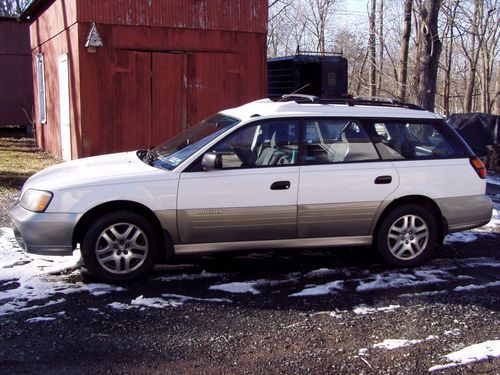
[[298, 118, 398, 238]]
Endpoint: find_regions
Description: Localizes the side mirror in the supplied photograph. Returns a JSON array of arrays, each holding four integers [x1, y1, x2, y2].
[[201, 152, 222, 171]]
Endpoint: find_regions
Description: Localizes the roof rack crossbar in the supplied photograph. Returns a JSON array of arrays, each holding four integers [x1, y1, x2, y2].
[[276, 94, 423, 110]]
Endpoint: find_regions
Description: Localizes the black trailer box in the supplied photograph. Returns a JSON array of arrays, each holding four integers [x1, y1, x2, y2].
[[268, 54, 348, 99]]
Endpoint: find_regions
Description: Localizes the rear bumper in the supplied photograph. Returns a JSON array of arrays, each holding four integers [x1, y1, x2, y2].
[[10, 203, 78, 256], [436, 195, 493, 233]]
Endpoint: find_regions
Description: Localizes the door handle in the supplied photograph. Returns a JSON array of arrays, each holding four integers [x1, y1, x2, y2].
[[374, 175, 392, 184], [270, 181, 291, 190]]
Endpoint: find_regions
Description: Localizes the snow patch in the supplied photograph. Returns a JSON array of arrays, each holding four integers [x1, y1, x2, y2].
[[454, 280, 500, 291], [487, 175, 500, 186], [131, 295, 183, 308], [25, 316, 56, 323], [209, 281, 261, 295], [374, 339, 422, 350], [356, 270, 448, 292], [162, 293, 231, 304], [429, 340, 500, 372], [0, 228, 126, 316], [289, 280, 344, 297], [353, 304, 400, 315]]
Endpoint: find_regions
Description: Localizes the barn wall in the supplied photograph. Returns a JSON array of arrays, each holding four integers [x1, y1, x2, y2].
[[78, 24, 267, 156], [32, 24, 81, 159], [28, 0, 267, 158], [76, 0, 267, 33], [0, 19, 34, 126]]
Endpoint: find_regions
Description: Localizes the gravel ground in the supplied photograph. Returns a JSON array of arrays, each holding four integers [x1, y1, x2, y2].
[[0, 184, 499, 374]]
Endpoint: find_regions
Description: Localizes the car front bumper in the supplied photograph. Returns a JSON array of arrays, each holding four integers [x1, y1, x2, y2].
[[10, 203, 79, 256]]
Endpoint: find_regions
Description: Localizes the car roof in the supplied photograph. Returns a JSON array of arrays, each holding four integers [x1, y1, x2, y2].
[[221, 98, 444, 122]]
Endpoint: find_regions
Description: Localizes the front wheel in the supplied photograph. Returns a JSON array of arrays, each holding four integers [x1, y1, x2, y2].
[[81, 211, 159, 282], [376, 204, 437, 267]]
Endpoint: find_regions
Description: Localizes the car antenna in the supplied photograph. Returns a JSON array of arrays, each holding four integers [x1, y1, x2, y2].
[[278, 83, 311, 102]]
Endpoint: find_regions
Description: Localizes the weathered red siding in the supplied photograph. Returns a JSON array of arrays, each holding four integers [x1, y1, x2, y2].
[[32, 24, 81, 159], [28, 0, 267, 158], [0, 18, 34, 127], [77, 0, 266, 33]]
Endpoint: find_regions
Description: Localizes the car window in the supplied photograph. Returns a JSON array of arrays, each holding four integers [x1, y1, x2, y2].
[[370, 121, 468, 160], [209, 120, 300, 168], [302, 119, 380, 163]]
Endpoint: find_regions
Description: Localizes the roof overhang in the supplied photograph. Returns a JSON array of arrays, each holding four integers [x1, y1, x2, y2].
[[19, 0, 55, 21]]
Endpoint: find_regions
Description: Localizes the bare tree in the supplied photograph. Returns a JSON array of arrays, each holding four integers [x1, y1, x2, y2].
[[368, 0, 377, 96], [413, 0, 443, 111], [495, 62, 500, 114], [439, 0, 459, 116], [0, 0, 31, 17], [398, 0, 413, 102], [376, 0, 384, 96]]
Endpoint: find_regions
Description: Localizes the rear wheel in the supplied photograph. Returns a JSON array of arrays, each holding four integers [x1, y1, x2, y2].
[[376, 204, 437, 267], [81, 211, 159, 282]]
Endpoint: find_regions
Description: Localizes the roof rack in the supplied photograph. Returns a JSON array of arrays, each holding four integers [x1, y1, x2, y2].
[[278, 94, 423, 110]]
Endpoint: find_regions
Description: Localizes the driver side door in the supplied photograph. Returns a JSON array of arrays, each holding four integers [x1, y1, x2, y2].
[[176, 119, 300, 244]]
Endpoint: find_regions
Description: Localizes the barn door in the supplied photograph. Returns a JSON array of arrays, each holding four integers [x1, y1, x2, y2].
[[113, 50, 152, 152], [186, 52, 240, 127], [152, 53, 186, 142], [57, 54, 71, 161]]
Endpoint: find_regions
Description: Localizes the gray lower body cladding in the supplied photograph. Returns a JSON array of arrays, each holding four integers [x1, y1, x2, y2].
[[436, 195, 492, 233]]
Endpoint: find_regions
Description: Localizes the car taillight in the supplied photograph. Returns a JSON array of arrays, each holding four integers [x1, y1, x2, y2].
[[470, 157, 487, 179]]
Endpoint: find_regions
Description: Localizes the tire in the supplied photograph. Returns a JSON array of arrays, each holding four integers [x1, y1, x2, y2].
[[376, 204, 437, 267], [81, 211, 159, 282]]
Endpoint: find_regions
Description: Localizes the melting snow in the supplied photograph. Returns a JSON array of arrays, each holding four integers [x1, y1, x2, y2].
[[356, 270, 448, 292], [374, 339, 422, 350], [289, 280, 344, 297], [487, 175, 500, 186], [429, 340, 500, 372], [0, 227, 125, 316], [209, 281, 261, 294], [454, 281, 500, 291], [353, 304, 400, 315], [131, 295, 183, 308]]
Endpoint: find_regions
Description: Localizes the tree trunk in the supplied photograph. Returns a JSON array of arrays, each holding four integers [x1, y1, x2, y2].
[[376, 0, 384, 96], [463, 2, 481, 113], [442, 0, 458, 116], [397, 0, 413, 102], [369, 0, 377, 96], [415, 0, 442, 112], [495, 62, 500, 115]]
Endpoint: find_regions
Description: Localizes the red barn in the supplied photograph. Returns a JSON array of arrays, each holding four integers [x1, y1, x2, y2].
[[23, 0, 267, 160], [0, 16, 34, 129]]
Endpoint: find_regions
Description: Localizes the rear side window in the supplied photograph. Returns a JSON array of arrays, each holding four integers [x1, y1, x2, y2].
[[369, 121, 468, 160], [302, 119, 379, 163]]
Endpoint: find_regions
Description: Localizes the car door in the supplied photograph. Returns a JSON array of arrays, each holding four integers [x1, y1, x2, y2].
[[298, 118, 399, 238], [177, 119, 300, 244]]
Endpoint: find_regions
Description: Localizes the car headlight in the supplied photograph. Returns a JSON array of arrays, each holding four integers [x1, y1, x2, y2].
[[20, 189, 53, 213]]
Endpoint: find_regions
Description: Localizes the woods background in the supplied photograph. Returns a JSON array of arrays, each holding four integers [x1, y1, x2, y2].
[[269, 0, 499, 114]]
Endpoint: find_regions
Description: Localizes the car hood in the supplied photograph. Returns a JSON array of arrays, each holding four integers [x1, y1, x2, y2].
[[23, 151, 164, 192]]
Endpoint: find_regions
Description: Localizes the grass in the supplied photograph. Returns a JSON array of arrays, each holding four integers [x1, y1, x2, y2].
[[0, 137, 60, 194]]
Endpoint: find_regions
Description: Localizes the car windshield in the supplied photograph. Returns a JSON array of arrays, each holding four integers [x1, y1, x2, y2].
[[140, 114, 240, 170]]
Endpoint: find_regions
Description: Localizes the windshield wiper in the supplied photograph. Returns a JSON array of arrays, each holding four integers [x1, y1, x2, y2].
[[137, 147, 159, 165]]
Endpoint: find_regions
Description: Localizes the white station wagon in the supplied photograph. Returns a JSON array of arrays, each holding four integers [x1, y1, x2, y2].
[[11, 96, 492, 282]]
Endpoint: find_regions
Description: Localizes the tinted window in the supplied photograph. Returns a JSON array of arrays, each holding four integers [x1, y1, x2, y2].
[[302, 119, 379, 163], [370, 121, 467, 160], [209, 120, 299, 168]]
